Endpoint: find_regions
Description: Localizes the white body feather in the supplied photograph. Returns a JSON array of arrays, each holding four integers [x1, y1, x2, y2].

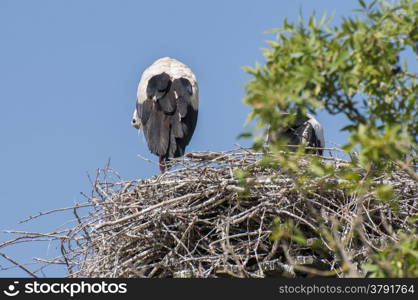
[[306, 113, 325, 148]]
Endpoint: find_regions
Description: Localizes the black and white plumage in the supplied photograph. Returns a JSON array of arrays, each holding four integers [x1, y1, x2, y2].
[[267, 113, 325, 155], [131, 57, 198, 173]]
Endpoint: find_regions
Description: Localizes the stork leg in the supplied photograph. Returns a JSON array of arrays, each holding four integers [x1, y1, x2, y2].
[[159, 156, 166, 173]]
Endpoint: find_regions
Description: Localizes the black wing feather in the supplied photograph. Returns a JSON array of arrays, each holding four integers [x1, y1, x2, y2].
[[140, 99, 170, 156], [140, 76, 198, 160], [158, 92, 176, 114], [171, 78, 198, 155]]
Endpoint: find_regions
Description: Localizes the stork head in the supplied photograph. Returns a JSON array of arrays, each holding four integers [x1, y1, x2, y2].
[[146, 72, 171, 102], [131, 108, 140, 129]]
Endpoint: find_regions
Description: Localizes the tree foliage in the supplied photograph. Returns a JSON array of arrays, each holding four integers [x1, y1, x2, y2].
[[242, 0, 418, 277]]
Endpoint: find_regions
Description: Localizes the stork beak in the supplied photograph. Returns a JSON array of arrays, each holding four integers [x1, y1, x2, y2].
[[131, 118, 140, 130]]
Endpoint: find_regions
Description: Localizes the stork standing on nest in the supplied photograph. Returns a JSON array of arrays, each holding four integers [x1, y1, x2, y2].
[[266, 112, 325, 155], [131, 57, 199, 173]]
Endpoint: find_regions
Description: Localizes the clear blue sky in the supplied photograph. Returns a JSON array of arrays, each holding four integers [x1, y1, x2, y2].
[[0, 0, 415, 277]]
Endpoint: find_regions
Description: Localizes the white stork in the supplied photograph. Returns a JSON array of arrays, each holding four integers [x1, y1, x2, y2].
[[131, 57, 199, 173], [267, 113, 325, 155]]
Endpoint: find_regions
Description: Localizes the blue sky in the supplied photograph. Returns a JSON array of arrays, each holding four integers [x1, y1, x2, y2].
[[0, 0, 415, 277]]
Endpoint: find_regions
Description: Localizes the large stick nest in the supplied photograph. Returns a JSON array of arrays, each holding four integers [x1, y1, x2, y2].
[[1, 149, 417, 277]]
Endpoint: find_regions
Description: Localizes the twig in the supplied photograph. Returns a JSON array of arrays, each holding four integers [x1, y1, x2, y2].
[[0, 252, 38, 278]]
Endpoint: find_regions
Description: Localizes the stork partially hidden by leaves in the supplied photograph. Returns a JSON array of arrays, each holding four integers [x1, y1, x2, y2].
[[266, 112, 325, 155], [131, 57, 199, 173]]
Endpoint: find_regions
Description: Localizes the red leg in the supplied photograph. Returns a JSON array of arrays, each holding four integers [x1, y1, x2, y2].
[[159, 156, 166, 173]]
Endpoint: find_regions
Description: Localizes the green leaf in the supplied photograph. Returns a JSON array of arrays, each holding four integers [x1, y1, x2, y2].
[[237, 132, 253, 139], [375, 184, 395, 202], [290, 52, 304, 58]]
